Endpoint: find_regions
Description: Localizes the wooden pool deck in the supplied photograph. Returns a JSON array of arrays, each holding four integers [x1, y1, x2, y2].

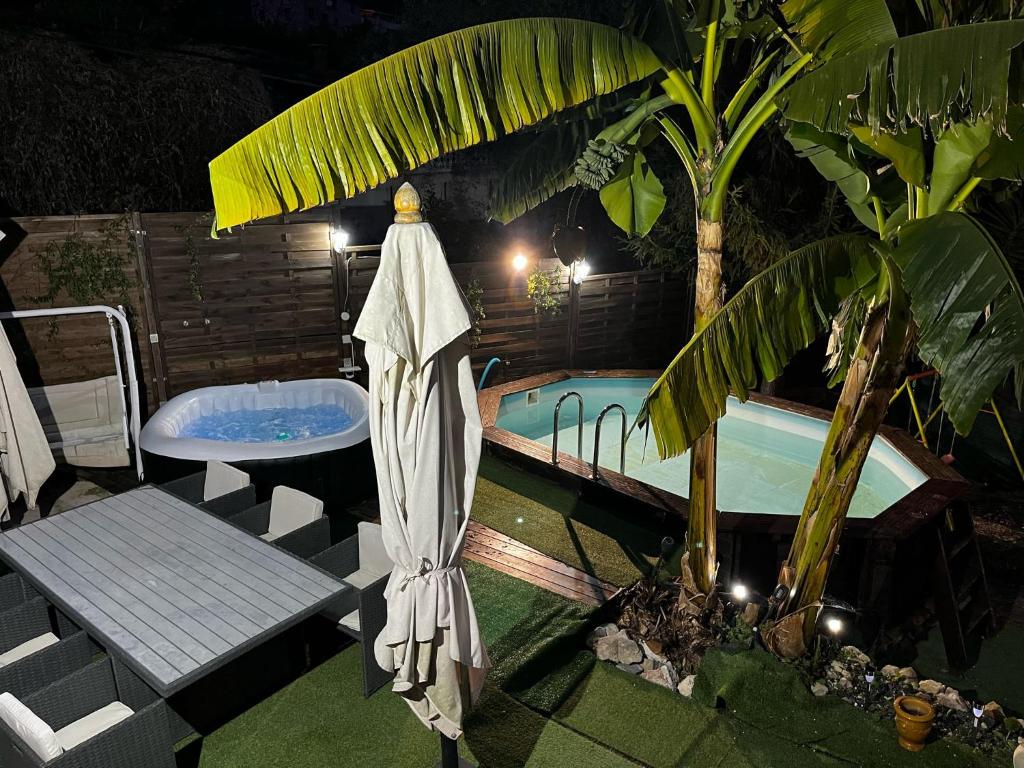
[[464, 521, 617, 606]]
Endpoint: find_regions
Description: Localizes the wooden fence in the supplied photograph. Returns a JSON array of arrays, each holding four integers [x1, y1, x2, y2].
[[2, 213, 692, 410]]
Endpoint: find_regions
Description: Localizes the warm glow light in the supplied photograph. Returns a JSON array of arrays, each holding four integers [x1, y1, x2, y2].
[[331, 228, 350, 253], [825, 617, 843, 635], [512, 253, 528, 272], [731, 583, 749, 602], [573, 260, 591, 284]]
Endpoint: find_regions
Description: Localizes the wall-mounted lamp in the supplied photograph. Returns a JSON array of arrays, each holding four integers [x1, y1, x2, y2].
[[331, 227, 350, 254], [512, 252, 528, 272], [572, 260, 591, 284]]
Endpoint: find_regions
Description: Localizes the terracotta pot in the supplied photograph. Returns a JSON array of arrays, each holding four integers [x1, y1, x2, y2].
[[893, 695, 935, 752]]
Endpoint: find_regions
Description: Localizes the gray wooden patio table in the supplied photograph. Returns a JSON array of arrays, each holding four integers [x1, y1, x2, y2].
[[0, 485, 349, 697]]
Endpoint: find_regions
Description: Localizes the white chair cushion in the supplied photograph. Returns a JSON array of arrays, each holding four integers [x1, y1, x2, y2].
[[342, 567, 384, 591], [266, 486, 324, 540], [0, 692, 63, 761], [338, 609, 361, 632], [203, 461, 250, 502], [54, 701, 134, 752], [0, 633, 59, 669], [357, 522, 391, 578]]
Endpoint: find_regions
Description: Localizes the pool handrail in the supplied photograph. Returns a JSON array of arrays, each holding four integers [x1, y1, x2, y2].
[[477, 357, 502, 391], [551, 392, 584, 465], [592, 403, 627, 479]]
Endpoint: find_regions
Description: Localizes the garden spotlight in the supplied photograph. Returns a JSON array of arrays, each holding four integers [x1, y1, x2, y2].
[[731, 583, 749, 603], [825, 617, 843, 635]]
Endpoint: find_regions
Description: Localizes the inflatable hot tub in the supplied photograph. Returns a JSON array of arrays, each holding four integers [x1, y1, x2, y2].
[[141, 378, 373, 507]]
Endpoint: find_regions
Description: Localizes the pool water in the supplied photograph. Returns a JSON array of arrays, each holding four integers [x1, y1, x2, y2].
[[180, 404, 354, 443], [495, 377, 927, 518]]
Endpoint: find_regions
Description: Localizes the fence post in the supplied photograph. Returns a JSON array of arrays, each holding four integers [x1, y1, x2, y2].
[[129, 212, 169, 406]]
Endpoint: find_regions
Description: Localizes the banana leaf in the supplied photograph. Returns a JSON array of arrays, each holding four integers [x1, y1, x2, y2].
[[779, 0, 896, 60], [779, 21, 1024, 134], [638, 235, 880, 459], [208, 19, 661, 230], [892, 211, 1024, 433]]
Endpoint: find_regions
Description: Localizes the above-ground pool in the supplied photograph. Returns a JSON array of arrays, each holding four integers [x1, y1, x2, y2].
[[141, 378, 373, 507], [479, 370, 967, 639], [495, 376, 927, 518]]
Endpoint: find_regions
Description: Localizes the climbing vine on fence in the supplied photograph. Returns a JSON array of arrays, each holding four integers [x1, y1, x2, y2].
[[33, 213, 134, 332], [465, 278, 485, 348], [175, 212, 213, 301], [527, 268, 562, 317]]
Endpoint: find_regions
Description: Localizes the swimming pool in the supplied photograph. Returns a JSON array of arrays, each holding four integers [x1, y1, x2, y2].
[[495, 376, 928, 518], [480, 370, 967, 634]]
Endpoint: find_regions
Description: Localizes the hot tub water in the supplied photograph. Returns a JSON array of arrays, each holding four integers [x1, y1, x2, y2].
[[180, 404, 354, 443]]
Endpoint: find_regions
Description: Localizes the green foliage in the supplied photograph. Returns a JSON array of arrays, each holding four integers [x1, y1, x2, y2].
[[638, 235, 881, 459], [464, 279, 486, 348], [174, 212, 214, 302], [892, 212, 1024, 432], [33, 215, 135, 335], [526, 268, 562, 317], [779, 21, 1024, 134], [598, 150, 666, 237], [209, 18, 660, 230], [0, 30, 272, 215]]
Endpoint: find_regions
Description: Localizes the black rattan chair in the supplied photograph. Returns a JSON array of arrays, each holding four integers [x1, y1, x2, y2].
[[0, 573, 37, 614], [0, 599, 56, 663], [309, 523, 392, 697], [0, 658, 176, 768], [160, 469, 256, 518], [230, 503, 333, 559], [0, 633, 95, 701]]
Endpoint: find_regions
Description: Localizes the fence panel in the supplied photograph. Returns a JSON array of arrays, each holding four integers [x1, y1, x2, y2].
[[139, 211, 341, 399], [2, 215, 158, 412]]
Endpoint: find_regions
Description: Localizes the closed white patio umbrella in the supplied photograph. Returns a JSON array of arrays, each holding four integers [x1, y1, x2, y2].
[[354, 184, 489, 762], [0, 319, 56, 521]]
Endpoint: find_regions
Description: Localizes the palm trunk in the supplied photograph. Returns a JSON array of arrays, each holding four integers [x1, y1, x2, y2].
[[767, 286, 912, 658], [686, 217, 723, 597]]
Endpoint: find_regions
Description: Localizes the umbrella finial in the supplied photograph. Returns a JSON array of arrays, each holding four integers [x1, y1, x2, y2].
[[394, 182, 423, 224]]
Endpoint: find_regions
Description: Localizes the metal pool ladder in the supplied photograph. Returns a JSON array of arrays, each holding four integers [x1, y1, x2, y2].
[[551, 392, 584, 465], [592, 404, 627, 479]]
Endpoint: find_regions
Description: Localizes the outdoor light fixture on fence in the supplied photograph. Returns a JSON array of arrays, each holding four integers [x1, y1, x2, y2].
[[511, 252, 528, 272], [572, 260, 591, 284], [331, 226, 350, 253]]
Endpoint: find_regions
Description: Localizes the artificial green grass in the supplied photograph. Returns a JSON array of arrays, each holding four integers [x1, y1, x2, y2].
[[552, 649, 1007, 768], [474, 454, 681, 587], [188, 559, 615, 768]]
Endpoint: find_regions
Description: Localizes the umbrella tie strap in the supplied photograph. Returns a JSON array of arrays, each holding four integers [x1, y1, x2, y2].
[[397, 558, 457, 590]]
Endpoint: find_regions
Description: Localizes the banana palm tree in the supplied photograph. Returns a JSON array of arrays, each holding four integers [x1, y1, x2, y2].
[[208, 1, 897, 602], [638, 18, 1024, 655]]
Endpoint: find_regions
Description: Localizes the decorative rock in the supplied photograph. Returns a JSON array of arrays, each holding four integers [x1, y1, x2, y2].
[[616, 663, 643, 675], [936, 689, 969, 712], [881, 665, 901, 679], [897, 667, 918, 680], [642, 665, 677, 690], [677, 675, 696, 698], [841, 646, 871, 667], [595, 630, 642, 665], [587, 623, 619, 647], [741, 601, 760, 626], [917, 679, 945, 696], [982, 701, 1004, 723], [828, 660, 849, 677], [1013, 742, 1024, 768], [641, 640, 668, 666], [811, 681, 829, 697]]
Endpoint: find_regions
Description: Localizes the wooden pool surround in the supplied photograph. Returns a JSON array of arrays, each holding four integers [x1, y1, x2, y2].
[[478, 369, 970, 632]]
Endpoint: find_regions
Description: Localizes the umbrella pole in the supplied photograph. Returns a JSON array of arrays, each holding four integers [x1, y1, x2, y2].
[[438, 733, 474, 768]]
